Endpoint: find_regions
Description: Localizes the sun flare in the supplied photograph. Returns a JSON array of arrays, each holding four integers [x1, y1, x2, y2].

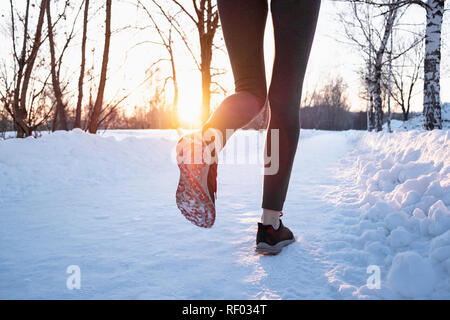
[[176, 82, 203, 127], [177, 102, 202, 127]]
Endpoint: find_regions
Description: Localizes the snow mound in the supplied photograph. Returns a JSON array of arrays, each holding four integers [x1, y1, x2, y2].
[[430, 230, 450, 264], [351, 129, 450, 298], [0, 129, 178, 195], [387, 251, 436, 298], [388, 102, 450, 131]]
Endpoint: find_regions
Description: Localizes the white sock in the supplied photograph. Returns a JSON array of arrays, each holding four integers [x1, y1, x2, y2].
[[261, 213, 280, 230]]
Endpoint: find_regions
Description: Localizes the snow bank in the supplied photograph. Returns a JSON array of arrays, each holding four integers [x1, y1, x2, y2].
[[0, 129, 178, 196], [387, 251, 436, 297], [388, 102, 450, 131], [353, 129, 450, 298], [442, 102, 450, 125]]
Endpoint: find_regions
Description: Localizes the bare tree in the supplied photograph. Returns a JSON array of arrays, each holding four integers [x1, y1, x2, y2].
[[389, 34, 424, 121], [350, 0, 447, 130], [4, 0, 50, 137], [300, 76, 353, 130], [367, 30, 375, 131], [74, 0, 89, 129], [88, 0, 112, 134], [386, 30, 393, 132], [341, 0, 400, 131], [152, 0, 220, 124], [46, 1, 68, 131], [137, 0, 179, 127]]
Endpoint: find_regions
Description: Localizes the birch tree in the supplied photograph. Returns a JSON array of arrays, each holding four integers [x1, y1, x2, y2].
[[373, 3, 398, 131], [340, 0, 400, 131], [350, 0, 447, 129], [422, 0, 444, 129]]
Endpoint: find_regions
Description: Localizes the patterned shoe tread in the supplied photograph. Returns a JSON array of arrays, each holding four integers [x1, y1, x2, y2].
[[175, 135, 216, 228]]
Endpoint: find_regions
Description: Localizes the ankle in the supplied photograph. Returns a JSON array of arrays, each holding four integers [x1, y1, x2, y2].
[[261, 209, 281, 229]]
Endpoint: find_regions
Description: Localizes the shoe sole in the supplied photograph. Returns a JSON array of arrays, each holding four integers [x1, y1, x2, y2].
[[176, 136, 215, 228], [255, 238, 295, 255]]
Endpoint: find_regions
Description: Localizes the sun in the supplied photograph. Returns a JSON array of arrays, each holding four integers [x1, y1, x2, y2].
[[176, 82, 203, 127], [177, 102, 202, 127]]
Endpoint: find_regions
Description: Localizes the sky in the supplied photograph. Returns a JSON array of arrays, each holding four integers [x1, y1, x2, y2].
[[0, 0, 449, 125]]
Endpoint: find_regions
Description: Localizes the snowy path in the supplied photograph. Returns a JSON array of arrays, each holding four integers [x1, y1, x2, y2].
[[1, 129, 449, 299], [216, 131, 355, 299]]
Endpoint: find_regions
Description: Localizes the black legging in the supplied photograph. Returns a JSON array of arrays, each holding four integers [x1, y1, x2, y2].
[[204, 0, 321, 211]]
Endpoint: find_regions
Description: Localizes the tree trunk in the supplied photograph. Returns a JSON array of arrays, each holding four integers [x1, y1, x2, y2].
[[422, 0, 443, 130], [51, 107, 58, 131], [373, 63, 383, 132], [169, 46, 179, 127], [88, 0, 111, 134], [12, 0, 48, 138], [387, 31, 392, 133], [19, 0, 48, 135], [200, 33, 213, 124], [201, 68, 212, 124], [46, 1, 67, 131], [372, 4, 397, 132], [74, 0, 89, 129], [11, 0, 30, 138], [367, 40, 375, 131], [405, 90, 412, 121]]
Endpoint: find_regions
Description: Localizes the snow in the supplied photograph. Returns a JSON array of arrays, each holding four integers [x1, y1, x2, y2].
[[389, 227, 414, 248], [430, 230, 450, 263], [387, 251, 436, 298], [388, 102, 450, 131], [0, 127, 449, 299]]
